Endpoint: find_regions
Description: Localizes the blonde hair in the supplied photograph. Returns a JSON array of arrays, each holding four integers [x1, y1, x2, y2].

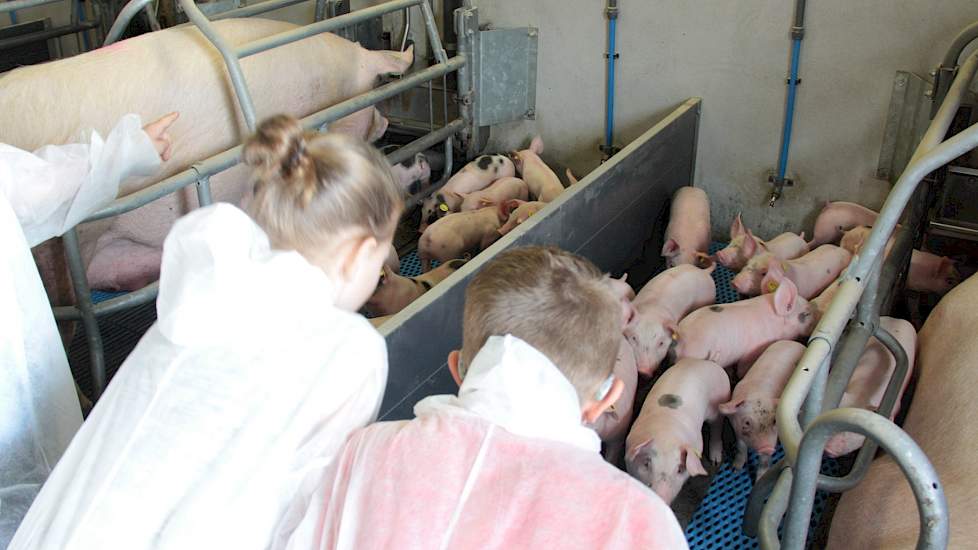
[[244, 115, 403, 252], [461, 246, 621, 402]]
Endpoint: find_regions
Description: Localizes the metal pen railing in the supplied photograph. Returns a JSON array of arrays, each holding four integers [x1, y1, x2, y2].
[[55, 0, 472, 398], [747, 29, 978, 550]]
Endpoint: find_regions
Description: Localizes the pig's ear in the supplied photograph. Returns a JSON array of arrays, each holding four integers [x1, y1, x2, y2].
[[530, 135, 544, 155], [730, 213, 746, 239], [661, 238, 680, 257], [682, 447, 708, 477], [938, 256, 960, 277], [718, 399, 745, 415], [565, 168, 579, 185], [626, 438, 652, 463], [742, 230, 758, 257], [772, 277, 799, 316], [371, 45, 414, 75]]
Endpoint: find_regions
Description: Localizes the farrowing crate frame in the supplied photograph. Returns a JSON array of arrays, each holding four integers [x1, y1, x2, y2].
[[50, 0, 531, 398]]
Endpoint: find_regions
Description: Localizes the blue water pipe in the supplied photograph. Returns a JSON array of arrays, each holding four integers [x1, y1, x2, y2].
[[602, 0, 619, 159], [9, 9, 18, 24], [770, 0, 808, 205]]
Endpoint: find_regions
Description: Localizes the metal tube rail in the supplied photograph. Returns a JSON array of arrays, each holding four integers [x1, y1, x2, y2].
[[0, 20, 99, 50], [212, 0, 311, 21], [742, 459, 789, 538], [913, 51, 978, 164], [0, 0, 60, 13], [179, 0, 258, 130], [388, 117, 463, 165], [236, 0, 421, 58], [62, 229, 107, 397], [777, 51, 978, 467], [758, 470, 793, 550], [103, 0, 152, 46], [942, 20, 978, 68], [781, 409, 947, 550]]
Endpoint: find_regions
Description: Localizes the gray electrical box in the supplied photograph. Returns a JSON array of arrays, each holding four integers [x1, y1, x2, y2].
[[475, 27, 538, 126]]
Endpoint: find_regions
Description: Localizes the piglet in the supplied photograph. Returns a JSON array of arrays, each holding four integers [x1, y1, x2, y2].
[[625, 358, 731, 504], [419, 153, 515, 231], [418, 207, 505, 271], [589, 338, 640, 465], [841, 226, 961, 295], [824, 317, 917, 457], [662, 187, 711, 268], [389, 152, 431, 195], [721, 340, 806, 477], [365, 259, 467, 316], [675, 277, 815, 369], [511, 136, 564, 202], [713, 216, 809, 270], [459, 176, 528, 212], [625, 261, 716, 376], [810, 277, 843, 322], [730, 231, 810, 295], [810, 201, 878, 246], [604, 273, 637, 332], [385, 244, 400, 274], [759, 244, 852, 300], [497, 199, 546, 236]]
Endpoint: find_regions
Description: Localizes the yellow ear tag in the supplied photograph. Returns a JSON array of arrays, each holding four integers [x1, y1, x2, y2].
[[527, 211, 535, 217], [767, 280, 780, 293], [691, 448, 702, 460], [439, 203, 449, 212], [672, 331, 679, 341]]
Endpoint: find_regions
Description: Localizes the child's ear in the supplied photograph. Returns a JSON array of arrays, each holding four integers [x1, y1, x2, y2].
[[447, 350, 463, 387], [582, 378, 624, 424]]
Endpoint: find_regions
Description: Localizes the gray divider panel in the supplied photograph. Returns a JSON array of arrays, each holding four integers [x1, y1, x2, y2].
[[378, 97, 702, 420]]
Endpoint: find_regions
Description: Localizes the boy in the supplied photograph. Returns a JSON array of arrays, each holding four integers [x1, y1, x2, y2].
[[275, 246, 687, 549]]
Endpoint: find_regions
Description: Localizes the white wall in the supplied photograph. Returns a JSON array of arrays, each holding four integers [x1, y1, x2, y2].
[[473, 0, 978, 239]]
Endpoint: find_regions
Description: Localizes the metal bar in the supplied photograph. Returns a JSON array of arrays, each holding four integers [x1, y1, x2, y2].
[[54, 282, 160, 321], [782, 409, 947, 550], [236, 0, 421, 58], [799, 352, 830, 427], [85, 57, 464, 223], [62, 229, 106, 398], [212, 0, 310, 20], [196, 175, 214, 207], [103, 0, 152, 46], [742, 459, 788, 537], [0, 0, 60, 13], [314, 0, 326, 21], [0, 20, 99, 50], [399, 6, 410, 51], [913, 51, 978, 164], [779, 60, 978, 466], [942, 20, 978, 68], [454, 6, 478, 157], [419, 0, 447, 63], [387, 118, 463, 165], [179, 0, 258, 131], [758, 469, 793, 550]]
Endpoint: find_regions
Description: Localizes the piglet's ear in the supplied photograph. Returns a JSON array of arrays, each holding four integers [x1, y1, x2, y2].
[[683, 447, 708, 477], [718, 399, 745, 415], [661, 238, 680, 257], [742, 230, 758, 257], [530, 135, 544, 155], [626, 438, 652, 463], [772, 277, 799, 316], [730, 213, 746, 239]]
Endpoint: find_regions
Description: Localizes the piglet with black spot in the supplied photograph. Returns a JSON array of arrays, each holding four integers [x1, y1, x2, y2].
[[625, 358, 730, 504], [389, 152, 431, 195], [418, 153, 515, 232]]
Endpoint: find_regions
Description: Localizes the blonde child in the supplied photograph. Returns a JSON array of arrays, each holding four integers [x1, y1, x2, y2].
[[10, 114, 402, 550]]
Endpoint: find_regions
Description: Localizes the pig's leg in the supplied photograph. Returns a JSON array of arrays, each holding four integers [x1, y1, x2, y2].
[[708, 416, 724, 466], [733, 438, 748, 470], [86, 238, 163, 291], [755, 453, 772, 480]]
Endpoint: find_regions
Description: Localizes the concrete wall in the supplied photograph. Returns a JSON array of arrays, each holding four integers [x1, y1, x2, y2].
[[472, 0, 978, 239]]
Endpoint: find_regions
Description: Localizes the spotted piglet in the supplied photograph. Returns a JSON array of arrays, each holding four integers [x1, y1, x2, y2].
[[419, 154, 515, 232], [389, 152, 431, 195], [625, 358, 730, 504]]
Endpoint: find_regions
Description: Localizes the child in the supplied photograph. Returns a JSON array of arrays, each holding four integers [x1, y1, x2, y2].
[[1, 111, 177, 547], [10, 115, 403, 549], [274, 246, 688, 550]]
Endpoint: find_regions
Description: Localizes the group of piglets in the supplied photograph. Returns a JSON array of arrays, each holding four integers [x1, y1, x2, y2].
[[588, 189, 922, 508], [417, 136, 570, 272], [366, 137, 574, 318]]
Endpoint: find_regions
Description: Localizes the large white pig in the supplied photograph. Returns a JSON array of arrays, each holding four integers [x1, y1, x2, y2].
[[1, 18, 412, 295], [827, 273, 978, 549]]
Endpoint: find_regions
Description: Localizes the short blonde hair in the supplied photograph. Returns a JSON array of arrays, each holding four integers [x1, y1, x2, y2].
[[244, 114, 403, 252], [461, 246, 621, 402]]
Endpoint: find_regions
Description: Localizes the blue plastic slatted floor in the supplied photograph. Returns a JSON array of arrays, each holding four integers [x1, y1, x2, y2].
[[683, 243, 841, 550]]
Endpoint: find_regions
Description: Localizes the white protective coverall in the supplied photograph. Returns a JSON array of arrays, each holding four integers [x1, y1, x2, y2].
[[0, 114, 161, 548], [274, 334, 688, 550], [10, 204, 389, 549]]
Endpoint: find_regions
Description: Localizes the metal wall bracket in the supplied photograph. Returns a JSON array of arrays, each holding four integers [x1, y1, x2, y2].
[[474, 25, 538, 127], [877, 71, 933, 182]]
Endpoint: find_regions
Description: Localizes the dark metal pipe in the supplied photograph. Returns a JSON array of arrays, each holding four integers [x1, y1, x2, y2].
[[942, 20, 978, 68], [62, 229, 106, 398], [212, 0, 311, 20], [0, 21, 99, 50], [742, 459, 788, 537]]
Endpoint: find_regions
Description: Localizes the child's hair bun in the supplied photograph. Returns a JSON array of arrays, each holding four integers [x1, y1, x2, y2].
[[243, 114, 309, 181]]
